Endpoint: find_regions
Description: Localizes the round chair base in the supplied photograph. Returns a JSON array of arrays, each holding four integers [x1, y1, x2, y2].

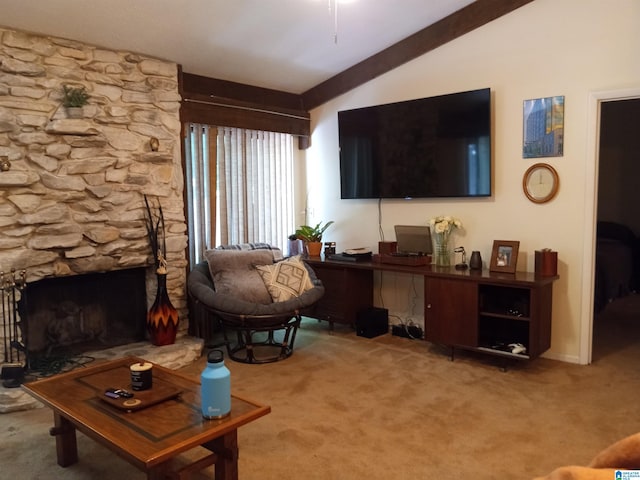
[[220, 313, 301, 364]]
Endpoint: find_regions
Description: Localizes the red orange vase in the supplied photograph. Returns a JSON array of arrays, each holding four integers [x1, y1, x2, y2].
[[147, 272, 179, 346]]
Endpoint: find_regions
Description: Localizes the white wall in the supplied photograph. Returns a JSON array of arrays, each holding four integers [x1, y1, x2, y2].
[[303, 0, 640, 363]]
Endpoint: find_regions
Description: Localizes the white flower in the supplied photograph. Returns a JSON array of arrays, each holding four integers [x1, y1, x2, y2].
[[434, 222, 447, 234], [429, 215, 463, 237]]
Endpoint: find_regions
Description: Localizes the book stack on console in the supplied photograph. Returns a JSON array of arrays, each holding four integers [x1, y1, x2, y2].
[[373, 253, 431, 266]]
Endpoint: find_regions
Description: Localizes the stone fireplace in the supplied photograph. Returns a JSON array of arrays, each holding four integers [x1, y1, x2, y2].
[[0, 27, 189, 364]]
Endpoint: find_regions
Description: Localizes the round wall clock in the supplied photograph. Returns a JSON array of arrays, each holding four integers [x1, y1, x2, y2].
[[523, 163, 559, 203]]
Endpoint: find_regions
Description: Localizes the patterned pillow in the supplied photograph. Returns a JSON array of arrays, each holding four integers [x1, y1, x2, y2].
[[256, 256, 314, 302]]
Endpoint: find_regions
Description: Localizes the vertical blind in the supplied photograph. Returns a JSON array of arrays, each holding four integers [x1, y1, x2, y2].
[[185, 124, 295, 266]]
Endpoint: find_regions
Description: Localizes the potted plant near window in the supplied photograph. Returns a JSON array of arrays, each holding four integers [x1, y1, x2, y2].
[[62, 84, 90, 118], [295, 221, 334, 257]]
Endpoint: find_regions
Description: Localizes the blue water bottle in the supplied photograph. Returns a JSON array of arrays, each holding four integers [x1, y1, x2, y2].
[[200, 349, 231, 419]]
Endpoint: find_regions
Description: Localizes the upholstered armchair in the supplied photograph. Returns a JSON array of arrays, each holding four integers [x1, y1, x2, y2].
[[187, 244, 324, 363]]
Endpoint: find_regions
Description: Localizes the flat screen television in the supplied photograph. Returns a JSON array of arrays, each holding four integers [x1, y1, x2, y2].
[[339, 88, 491, 199]]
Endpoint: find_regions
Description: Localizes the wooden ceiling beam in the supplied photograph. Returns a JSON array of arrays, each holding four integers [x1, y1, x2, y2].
[[301, 0, 535, 110], [180, 71, 310, 141], [182, 72, 304, 111]]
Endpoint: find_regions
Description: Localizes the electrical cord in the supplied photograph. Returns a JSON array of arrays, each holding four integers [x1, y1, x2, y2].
[[378, 198, 384, 242], [397, 319, 423, 340], [376, 270, 386, 310], [28, 352, 96, 379], [407, 274, 419, 320], [376, 198, 424, 339]]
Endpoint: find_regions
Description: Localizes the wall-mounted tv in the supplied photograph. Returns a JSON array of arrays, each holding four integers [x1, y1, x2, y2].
[[339, 88, 491, 199]]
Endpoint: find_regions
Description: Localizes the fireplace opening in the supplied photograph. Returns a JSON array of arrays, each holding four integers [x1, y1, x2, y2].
[[23, 268, 147, 358]]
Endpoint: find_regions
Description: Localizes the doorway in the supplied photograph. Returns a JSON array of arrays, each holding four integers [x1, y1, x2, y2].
[[587, 91, 640, 363]]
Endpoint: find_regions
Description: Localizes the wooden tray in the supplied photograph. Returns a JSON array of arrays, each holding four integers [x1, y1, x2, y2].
[[99, 381, 182, 412]]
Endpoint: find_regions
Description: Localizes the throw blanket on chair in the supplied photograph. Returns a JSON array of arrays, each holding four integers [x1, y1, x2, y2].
[[215, 242, 284, 261]]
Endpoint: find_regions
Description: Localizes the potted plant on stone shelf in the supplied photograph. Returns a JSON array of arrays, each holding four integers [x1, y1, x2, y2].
[[61, 84, 90, 118], [295, 221, 334, 257], [144, 194, 179, 346]]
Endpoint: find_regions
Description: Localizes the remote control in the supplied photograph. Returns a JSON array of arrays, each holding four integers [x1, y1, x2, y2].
[[104, 389, 120, 399], [105, 388, 134, 399], [113, 389, 133, 398]]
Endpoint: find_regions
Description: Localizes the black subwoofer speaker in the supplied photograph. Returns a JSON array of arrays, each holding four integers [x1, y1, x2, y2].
[[356, 307, 389, 338]]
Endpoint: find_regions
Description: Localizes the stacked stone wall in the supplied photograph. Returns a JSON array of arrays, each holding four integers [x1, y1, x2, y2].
[[0, 27, 189, 345]]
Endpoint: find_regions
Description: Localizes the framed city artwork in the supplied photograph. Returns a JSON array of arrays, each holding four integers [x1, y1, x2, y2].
[[489, 240, 520, 274], [523, 95, 564, 158]]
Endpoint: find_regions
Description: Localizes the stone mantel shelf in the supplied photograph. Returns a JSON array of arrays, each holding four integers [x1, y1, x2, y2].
[[45, 119, 100, 136]]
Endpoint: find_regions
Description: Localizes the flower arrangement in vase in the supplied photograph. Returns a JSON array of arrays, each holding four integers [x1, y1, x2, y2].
[[429, 215, 463, 266]]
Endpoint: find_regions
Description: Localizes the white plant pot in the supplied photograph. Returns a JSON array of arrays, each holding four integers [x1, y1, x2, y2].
[[65, 107, 84, 118]]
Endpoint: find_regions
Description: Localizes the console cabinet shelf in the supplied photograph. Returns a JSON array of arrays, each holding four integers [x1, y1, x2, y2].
[[425, 274, 554, 361], [306, 257, 557, 361]]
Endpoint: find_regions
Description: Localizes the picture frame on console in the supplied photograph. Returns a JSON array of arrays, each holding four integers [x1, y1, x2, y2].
[[489, 240, 520, 274]]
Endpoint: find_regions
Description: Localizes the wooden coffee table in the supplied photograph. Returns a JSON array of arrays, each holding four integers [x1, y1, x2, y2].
[[22, 356, 270, 480]]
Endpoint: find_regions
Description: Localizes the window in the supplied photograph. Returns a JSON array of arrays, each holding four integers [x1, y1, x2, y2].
[[185, 124, 295, 266]]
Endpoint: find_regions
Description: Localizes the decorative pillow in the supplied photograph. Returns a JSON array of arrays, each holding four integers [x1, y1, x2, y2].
[[204, 249, 274, 304], [256, 255, 314, 302]]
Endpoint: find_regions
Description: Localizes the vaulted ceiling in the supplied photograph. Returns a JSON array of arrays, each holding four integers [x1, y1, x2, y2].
[[0, 0, 533, 107], [0, 0, 474, 93]]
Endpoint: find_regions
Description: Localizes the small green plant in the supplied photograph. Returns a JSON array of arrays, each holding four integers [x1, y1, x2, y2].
[[62, 84, 90, 108], [295, 221, 334, 243]]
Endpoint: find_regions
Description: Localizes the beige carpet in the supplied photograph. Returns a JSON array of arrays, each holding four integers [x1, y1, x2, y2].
[[2, 300, 640, 479]]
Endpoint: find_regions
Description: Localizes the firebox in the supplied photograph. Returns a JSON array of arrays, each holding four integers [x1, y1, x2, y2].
[[23, 268, 147, 356]]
